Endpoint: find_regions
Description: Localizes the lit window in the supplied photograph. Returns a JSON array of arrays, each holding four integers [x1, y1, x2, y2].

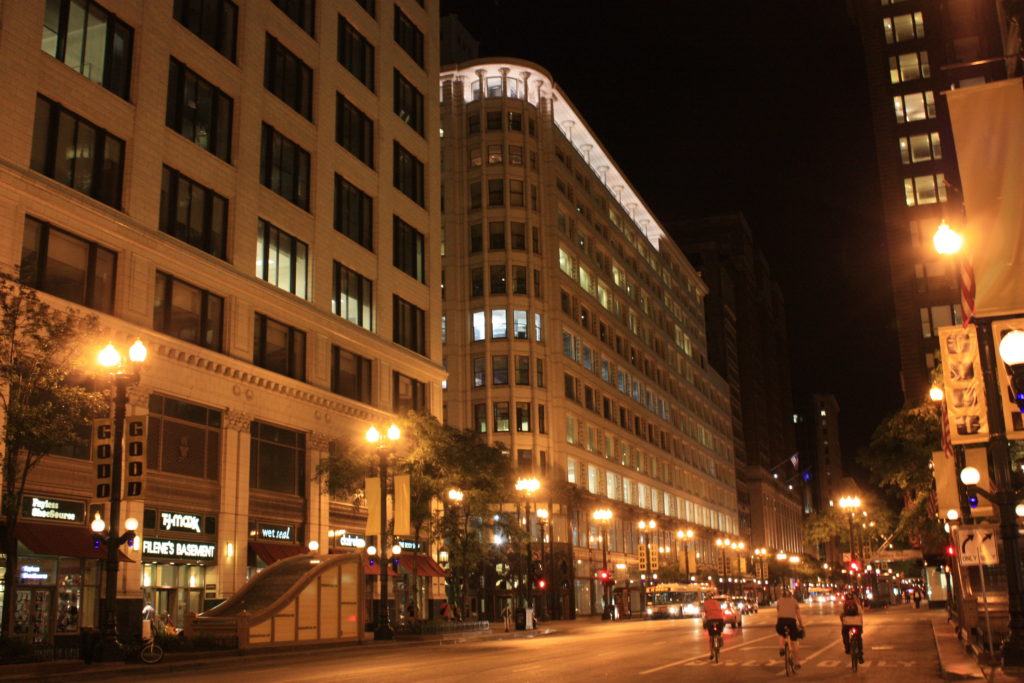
[[904, 173, 946, 206], [899, 132, 941, 164], [491, 309, 507, 339], [472, 311, 486, 341], [883, 12, 924, 44], [893, 91, 935, 123], [889, 51, 930, 83]]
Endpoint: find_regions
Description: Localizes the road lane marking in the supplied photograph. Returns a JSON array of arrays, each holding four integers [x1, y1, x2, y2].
[[638, 633, 777, 675], [776, 636, 842, 676]]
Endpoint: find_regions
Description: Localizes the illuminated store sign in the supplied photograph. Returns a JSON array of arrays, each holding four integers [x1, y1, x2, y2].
[[20, 565, 49, 581], [160, 512, 202, 534], [21, 496, 85, 523], [142, 538, 217, 561], [257, 524, 294, 541]]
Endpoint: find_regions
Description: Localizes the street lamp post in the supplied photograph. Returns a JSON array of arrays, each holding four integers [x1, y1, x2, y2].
[[676, 529, 695, 579], [536, 507, 550, 620], [638, 519, 656, 607], [594, 509, 613, 620], [839, 496, 862, 586], [447, 488, 464, 615], [366, 424, 401, 641], [95, 340, 146, 655], [515, 477, 540, 613]]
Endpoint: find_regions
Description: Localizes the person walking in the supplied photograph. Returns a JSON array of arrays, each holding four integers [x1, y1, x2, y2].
[[913, 587, 922, 609], [502, 601, 513, 632]]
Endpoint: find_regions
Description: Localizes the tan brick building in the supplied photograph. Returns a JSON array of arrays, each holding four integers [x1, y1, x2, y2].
[[0, 0, 442, 646], [439, 59, 739, 618]]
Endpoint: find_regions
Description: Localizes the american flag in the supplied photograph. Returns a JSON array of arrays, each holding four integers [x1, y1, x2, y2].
[[940, 401, 954, 460], [960, 257, 975, 327]]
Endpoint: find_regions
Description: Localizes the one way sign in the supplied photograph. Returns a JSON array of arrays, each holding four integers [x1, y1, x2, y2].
[[953, 526, 999, 566]]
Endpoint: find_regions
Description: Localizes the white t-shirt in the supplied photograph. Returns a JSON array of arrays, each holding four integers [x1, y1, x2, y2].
[[777, 596, 800, 619]]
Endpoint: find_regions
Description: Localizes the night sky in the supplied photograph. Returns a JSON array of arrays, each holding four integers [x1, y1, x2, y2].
[[440, 0, 904, 477]]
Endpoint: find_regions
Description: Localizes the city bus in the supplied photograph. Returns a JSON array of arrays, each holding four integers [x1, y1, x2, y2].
[[645, 582, 715, 619]]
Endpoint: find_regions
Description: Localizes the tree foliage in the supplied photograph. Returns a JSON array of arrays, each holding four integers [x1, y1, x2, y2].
[[0, 276, 106, 639]]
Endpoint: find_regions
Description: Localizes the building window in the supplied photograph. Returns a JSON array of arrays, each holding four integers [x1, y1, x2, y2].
[[509, 180, 524, 207], [154, 271, 223, 352], [393, 371, 426, 413], [393, 295, 426, 355], [31, 96, 124, 208], [493, 402, 510, 432], [332, 346, 371, 403], [515, 356, 530, 385], [159, 166, 228, 259], [469, 182, 482, 210], [393, 216, 425, 282], [893, 91, 935, 123], [889, 51, 930, 83], [333, 262, 373, 331], [899, 132, 941, 164], [486, 111, 501, 130], [509, 145, 523, 166], [488, 179, 504, 206], [920, 304, 959, 338], [472, 311, 486, 341], [516, 402, 531, 432], [904, 173, 946, 206], [470, 223, 483, 252], [355, 0, 375, 18], [338, 15, 374, 91], [467, 113, 480, 134], [534, 269, 542, 298], [334, 175, 373, 250], [469, 147, 482, 167], [173, 0, 237, 61], [148, 394, 221, 480], [489, 265, 506, 294], [512, 266, 528, 295], [394, 69, 424, 134], [470, 268, 483, 297], [265, 34, 313, 119], [508, 112, 523, 131], [487, 221, 505, 250], [472, 356, 485, 387], [491, 309, 507, 339], [487, 144, 503, 165], [492, 355, 508, 385], [260, 123, 310, 209], [883, 11, 925, 44], [513, 310, 528, 340], [256, 219, 308, 298], [336, 94, 374, 167], [20, 217, 116, 313], [166, 58, 233, 162], [474, 403, 487, 432], [250, 421, 305, 496], [510, 222, 526, 251], [393, 142, 425, 205], [42, 0, 133, 99], [271, 0, 314, 35], [394, 8, 424, 67], [253, 313, 306, 381], [536, 358, 544, 387]]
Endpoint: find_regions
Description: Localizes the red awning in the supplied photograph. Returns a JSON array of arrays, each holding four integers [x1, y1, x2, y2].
[[16, 522, 132, 562], [396, 554, 446, 578], [249, 541, 305, 565], [362, 555, 398, 576]]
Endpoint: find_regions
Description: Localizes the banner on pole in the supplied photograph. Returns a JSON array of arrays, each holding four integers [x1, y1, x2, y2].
[[937, 325, 989, 443]]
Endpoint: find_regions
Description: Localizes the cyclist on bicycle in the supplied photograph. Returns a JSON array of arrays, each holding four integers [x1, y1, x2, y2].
[[840, 591, 864, 659], [775, 588, 804, 670], [701, 594, 726, 661]]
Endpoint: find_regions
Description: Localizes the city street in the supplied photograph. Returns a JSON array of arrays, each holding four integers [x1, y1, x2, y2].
[[144, 602, 944, 682]]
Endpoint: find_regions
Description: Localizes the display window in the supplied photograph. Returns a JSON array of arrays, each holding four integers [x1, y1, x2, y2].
[[10, 556, 98, 643]]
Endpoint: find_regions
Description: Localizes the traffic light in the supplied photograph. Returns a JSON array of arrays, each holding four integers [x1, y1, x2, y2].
[[537, 577, 547, 590], [946, 545, 956, 558], [849, 559, 860, 574], [598, 568, 611, 585]]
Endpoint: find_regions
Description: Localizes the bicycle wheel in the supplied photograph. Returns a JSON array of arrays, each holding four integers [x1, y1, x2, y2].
[[714, 634, 721, 663], [785, 640, 795, 677], [140, 642, 163, 664]]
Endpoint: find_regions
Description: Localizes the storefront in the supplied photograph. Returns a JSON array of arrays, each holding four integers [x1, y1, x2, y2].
[[246, 520, 305, 578], [2, 496, 105, 651], [140, 507, 217, 627]]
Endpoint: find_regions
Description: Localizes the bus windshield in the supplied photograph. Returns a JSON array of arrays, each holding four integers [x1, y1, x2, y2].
[[650, 590, 700, 606]]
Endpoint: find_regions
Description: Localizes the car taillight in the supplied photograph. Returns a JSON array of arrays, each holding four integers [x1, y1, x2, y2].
[[725, 610, 732, 615]]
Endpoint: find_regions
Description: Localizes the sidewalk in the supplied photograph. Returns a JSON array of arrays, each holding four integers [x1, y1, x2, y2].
[[0, 619, 579, 682], [930, 611, 1022, 681]]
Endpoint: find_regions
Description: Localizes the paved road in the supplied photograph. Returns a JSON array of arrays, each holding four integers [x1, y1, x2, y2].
[[147, 603, 944, 682]]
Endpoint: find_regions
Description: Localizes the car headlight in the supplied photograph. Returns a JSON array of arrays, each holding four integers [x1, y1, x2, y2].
[[668, 606, 679, 615], [646, 608, 653, 615], [684, 604, 699, 614]]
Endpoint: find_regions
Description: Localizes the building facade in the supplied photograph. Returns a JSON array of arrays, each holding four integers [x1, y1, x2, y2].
[[849, 0, 1010, 405], [673, 213, 804, 557], [794, 394, 844, 561], [439, 59, 739, 618], [0, 0, 443, 646]]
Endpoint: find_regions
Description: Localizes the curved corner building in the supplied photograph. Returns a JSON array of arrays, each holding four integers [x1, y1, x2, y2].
[[440, 59, 740, 618]]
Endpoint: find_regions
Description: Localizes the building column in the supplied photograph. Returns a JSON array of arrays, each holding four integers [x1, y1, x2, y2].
[[217, 409, 251, 598], [306, 432, 331, 551]]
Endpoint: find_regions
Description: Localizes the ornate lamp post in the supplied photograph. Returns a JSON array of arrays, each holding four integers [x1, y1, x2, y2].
[[536, 507, 550, 620], [366, 423, 401, 640], [593, 509, 613, 620], [839, 495, 862, 585], [676, 529, 695, 579], [95, 340, 146, 655], [638, 519, 656, 607], [515, 477, 540, 612]]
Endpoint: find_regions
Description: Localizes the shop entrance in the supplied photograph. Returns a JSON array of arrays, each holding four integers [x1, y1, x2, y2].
[[142, 563, 204, 630]]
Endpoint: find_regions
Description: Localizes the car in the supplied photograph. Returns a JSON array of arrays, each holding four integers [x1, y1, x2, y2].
[[731, 596, 758, 615], [713, 596, 743, 628]]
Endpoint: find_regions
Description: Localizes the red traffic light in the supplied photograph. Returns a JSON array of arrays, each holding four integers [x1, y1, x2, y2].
[[946, 545, 955, 557], [849, 561, 860, 573], [537, 578, 547, 590]]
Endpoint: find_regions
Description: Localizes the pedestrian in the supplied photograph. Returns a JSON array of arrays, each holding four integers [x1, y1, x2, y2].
[[440, 600, 450, 620], [502, 602, 513, 631], [913, 587, 922, 609]]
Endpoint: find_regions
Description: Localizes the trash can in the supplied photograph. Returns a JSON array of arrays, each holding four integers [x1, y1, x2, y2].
[[515, 607, 535, 631], [79, 628, 100, 664]]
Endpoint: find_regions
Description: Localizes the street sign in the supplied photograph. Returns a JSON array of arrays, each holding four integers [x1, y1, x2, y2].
[[872, 549, 923, 562], [954, 525, 999, 566]]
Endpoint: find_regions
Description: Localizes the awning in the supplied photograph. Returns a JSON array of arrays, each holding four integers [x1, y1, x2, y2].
[[249, 541, 305, 565], [16, 522, 132, 562], [397, 554, 446, 578]]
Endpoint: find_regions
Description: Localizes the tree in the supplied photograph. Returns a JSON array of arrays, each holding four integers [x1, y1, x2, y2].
[[315, 413, 516, 618], [0, 276, 106, 640]]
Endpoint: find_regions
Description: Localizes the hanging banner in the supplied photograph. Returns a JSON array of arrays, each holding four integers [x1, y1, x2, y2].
[[365, 476, 380, 535], [945, 79, 1024, 317], [393, 474, 411, 537], [991, 317, 1024, 440], [938, 325, 989, 443]]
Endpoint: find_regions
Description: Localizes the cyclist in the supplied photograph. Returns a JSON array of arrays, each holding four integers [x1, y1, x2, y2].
[[775, 588, 804, 670], [840, 591, 865, 659], [701, 594, 726, 661]]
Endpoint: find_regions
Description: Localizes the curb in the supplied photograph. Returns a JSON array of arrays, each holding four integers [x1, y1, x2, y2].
[[931, 616, 985, 680]]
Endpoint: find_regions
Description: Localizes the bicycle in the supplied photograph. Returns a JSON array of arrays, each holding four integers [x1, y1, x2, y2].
[[782, 626, 797, 676], [124, 635, 163, 664], [707, 620, 724, 664], [849, 626, 863, 672]]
